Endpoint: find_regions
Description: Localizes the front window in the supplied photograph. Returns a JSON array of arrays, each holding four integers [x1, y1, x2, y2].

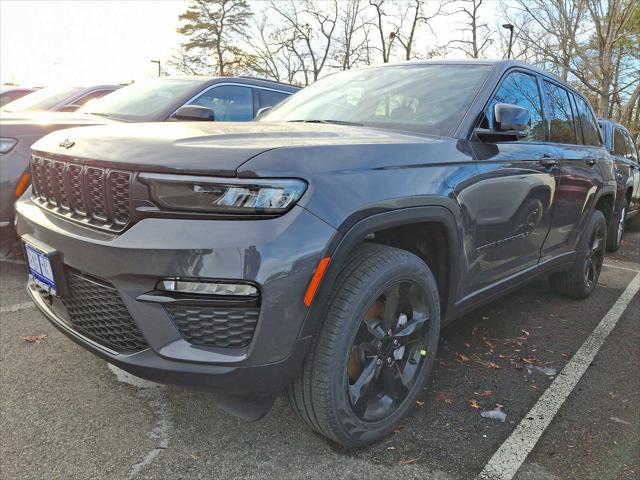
[[186, 85, 253, 121], [79, 79, 201, 121], [1, 86, 82, 112], [263, 64, 492, 137]]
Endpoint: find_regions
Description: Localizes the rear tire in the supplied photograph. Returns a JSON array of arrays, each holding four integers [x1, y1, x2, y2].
[[606, 199, 627, 252], [287, 243, 441, 447], [549, 209, 606, 299]]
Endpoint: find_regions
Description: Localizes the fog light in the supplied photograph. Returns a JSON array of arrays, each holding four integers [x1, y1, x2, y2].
[[159, 279, 258, 296]]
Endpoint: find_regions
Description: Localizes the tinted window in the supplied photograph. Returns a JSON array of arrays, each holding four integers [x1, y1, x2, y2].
[[543, 81, 576, 144], [623, 130, 639, 163], [264, 64, 492, 137], [481, 72, 544, 141], [257, 89, 290, 109], [574, 96, 601, 145], [188, 85, 254, 121], [613, 128, 627, 156]]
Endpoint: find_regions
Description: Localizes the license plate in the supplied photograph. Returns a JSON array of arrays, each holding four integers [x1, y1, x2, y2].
[[24, 241, 58, 295]]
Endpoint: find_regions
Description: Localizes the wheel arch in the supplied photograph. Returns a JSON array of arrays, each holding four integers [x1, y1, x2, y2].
[[299, 203, 462, 339]]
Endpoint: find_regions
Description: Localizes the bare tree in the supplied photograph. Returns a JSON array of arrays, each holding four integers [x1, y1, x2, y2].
[[447, 0, 493, 59], [392, 1, 446, 60], [368, 0, 398, 63], [335, 0, 370, 70], [268, 0, 338, 84]]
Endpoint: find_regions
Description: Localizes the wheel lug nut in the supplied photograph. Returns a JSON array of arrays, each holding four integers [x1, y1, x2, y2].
[[376, 358, 382, 366], [387, 329, 393, 336], [393, 339, 399, 347], [386, 357, 393, 365]]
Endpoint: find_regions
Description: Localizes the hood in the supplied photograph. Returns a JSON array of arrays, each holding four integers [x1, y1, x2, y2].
[[31, 121, 434, 176]]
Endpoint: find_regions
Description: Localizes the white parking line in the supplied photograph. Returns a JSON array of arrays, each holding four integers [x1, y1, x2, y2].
[[477, 272, 640, 480], [603, 263, 640, 273], [0, 302, 35, 314]]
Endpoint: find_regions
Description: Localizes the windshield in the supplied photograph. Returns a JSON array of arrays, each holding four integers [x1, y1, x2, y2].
[[2, 86, 82, 112], [79, 79, 201, 120], [264, 64, 492, 136]]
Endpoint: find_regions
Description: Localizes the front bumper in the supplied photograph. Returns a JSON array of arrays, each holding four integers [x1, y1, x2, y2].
[[16, 198, 337, 396]]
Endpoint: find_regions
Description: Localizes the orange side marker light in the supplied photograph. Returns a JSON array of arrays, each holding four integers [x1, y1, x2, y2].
[[15, 172, 31, 198], [304, 257, 331, 307]]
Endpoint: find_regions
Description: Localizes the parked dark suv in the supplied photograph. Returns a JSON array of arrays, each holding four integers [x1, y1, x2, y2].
[[598, 118, 640, 250], [16, 60, 615, 447]]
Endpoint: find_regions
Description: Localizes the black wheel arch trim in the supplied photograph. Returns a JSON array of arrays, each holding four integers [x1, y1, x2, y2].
[[298, 199, 463, 339]]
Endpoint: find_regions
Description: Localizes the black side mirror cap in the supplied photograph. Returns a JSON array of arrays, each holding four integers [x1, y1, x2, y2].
[[494, 103, 530, 131], [474, 103, 531, 143], [174, 105, 215, 121]]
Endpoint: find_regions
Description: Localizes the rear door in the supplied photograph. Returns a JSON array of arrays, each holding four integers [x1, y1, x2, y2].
[[465, 69, 561, 291], [539, 83, 608, 259]]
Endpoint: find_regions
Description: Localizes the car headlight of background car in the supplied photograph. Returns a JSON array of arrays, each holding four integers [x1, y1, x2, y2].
[[0, 138, 18, 155], [139, 173, 307, 214]]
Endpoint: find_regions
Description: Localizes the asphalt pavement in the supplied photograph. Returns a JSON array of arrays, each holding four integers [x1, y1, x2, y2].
[[1, 231, 638, 480]]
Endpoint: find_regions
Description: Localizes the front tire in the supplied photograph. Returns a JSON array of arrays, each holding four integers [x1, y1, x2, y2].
[[549, 209, 606, 299], [288, 244, 441, 447]]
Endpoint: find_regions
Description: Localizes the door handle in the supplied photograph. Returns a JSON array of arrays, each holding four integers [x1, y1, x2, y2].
[[585, 157, 597, 167], [539, 156, 559, 168]]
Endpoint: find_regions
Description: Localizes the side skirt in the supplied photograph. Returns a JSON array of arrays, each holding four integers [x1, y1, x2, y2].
[[447, 251, 576, 324]]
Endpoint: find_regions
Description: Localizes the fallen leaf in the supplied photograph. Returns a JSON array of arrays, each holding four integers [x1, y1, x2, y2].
[[386, 446, 396, 451], [469, 399, 481, 409], [482, 316, 490, 320], [561, 353, 570, 359], [483, 338, 495, 352], [474, 357, 500, 369], [435, 391, 454, 404], [399, 458, 417, 465], [456, 353, 471, 364], [464, 342, 471, 348], [520, 357, 537, 364], [521, 329, 530, 336], [21, 335, 47, 344], [477, 390, 492, 397], [416, 400, 425, 407]]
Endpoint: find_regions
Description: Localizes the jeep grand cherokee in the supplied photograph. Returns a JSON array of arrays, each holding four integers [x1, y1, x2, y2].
[[16, 60, 615, 447]]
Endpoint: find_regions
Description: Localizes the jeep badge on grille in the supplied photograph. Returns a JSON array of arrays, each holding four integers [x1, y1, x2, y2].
[[59, 139, 75, 149]]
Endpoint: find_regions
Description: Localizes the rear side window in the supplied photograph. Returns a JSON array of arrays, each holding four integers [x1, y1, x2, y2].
[[257, 89, 290, 109], [188, 85, 254, 121], [482, 71, 544, 141], [73, 89, 114, 107], [542, 81, 576, 144], [613, 128, 627, 156], [623, 130, 639, 163], [574, 96, 601, 146]]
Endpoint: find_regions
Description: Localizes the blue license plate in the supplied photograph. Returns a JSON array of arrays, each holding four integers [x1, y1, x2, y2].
[[24, 242, 58, 295]]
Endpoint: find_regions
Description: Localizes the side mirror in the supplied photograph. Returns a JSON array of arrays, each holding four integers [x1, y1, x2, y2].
[[475, 103, 531, 142], [255, 106, 272, 120], [174, 105, 215, 121]]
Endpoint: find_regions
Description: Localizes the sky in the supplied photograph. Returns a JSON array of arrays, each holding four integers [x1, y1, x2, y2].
[[0, 0, 504, 87], [0, 0, 185, 86]]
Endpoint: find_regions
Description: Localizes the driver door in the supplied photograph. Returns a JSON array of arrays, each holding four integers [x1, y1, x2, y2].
[[464, 70, 561, 292]]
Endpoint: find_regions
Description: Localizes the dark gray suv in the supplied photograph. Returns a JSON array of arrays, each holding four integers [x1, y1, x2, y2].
[[16, 60, 615, 447]]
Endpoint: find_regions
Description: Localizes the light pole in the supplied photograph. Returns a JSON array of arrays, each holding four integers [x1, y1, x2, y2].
[[502, 24, 514, 59], [150, 60, 161, 77]]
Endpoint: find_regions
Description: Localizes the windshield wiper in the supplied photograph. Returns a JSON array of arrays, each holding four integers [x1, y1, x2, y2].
[[288, 119, 364, 126]]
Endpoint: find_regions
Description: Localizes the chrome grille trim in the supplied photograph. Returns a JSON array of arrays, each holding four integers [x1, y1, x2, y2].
[[30, 156, 132, 231]]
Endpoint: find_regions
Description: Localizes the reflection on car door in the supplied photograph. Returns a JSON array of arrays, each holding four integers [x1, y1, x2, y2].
[[463, 70, 561, 293], [542, 88, 610, 259], [622, 129, 640, 211]]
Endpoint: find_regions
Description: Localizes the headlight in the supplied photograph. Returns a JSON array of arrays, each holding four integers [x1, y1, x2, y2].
[[0, 138, 18, 155], [139, 173, 307, 214]]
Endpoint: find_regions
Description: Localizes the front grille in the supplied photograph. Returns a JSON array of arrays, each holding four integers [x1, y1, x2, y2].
[[166, 305, 259, 348], [43, 271, 149, 354], [31, 156, 132, 231]]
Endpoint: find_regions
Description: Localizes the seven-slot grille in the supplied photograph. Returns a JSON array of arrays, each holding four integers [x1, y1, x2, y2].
[[31, 156, 133, 231]]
